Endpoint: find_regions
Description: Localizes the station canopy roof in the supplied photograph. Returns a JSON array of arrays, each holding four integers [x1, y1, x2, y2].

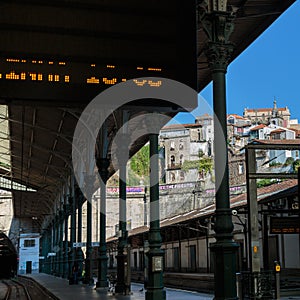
[[0, 0, 295, 229]]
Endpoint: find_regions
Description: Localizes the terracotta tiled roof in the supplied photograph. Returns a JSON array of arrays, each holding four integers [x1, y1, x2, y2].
[[289, 128, 300, 136], [106, 180, 298, 243], [231, 179, 298, 208], [253, 139, 300, 145], [227, 114, 247, 120], [270, 129, 285, 134], [229, 124, 251, 128], [250, 124, 267, 131], [161, 123, 202, 131]]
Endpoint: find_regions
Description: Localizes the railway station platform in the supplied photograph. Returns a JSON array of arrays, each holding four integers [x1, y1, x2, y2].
[[23, 273, 214, 300]]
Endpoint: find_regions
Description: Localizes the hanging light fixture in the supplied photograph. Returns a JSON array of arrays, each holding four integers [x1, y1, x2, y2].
[[207, 0, 228, 12]]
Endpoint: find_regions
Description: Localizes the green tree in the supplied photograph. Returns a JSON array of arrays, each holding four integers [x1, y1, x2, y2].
[[182, 155, 213, 175], [257, 178, 274, 188], [284, 157, 294, 166], [130, 144, 150, 178], [292, 159, 300, 173]]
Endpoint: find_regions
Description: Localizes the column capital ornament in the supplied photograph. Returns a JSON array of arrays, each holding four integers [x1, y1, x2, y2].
[[198, 2, 236, 72], [205, 41, 234, 72], [96, 157, 110, 183]]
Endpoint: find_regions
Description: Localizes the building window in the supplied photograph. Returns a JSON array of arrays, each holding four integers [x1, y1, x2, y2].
[[180, 171, 185, 181], [170, 155, 175, 167], [179, 154, 184, 166], [228, 117, 235, 124], [197, 129, 201, 141], [170, 141, 175, 151], [238, 164, 244, 175], [24, 239, 35, 247], [139, 251, 144, 271], [173, 247, 180, 271], [189, 245, 197, 272], [179, 143, 184, 150], [170, 172, 175, 182], [133, 252, 138, 270]]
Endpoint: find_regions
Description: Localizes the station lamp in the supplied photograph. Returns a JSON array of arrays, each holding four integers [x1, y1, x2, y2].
[[207, 0, 228, 12], [274, 261, 281, 273]]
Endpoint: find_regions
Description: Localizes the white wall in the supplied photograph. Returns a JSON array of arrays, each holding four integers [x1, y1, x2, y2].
[[284, 234, 300, 268], [18, 235, 40, 274]]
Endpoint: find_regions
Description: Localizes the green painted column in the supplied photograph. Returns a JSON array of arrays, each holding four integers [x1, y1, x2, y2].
[[41, 233, 47, 273], [76, 189, 84, 281], [145, 133, 166, 300], [199, 3, 239, 299], [96, 157, 109, 288], [52, 218, 56, 275], [115, 133, 130, 295], [59, 210, 64, 277], [70, 181, 77, 278], [50, 219, 55, 275], [56, 214, 60, 275], [84, 179, 94, 285], [48, 228, 52, 274], [45, 229, 50, 274], [63, 199, 69, 278]]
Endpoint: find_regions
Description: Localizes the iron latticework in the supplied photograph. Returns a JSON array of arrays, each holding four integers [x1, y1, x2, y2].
[[240, 271, 274, 299]]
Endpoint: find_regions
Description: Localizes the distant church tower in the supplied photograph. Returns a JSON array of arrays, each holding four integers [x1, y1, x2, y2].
[[270, 99, 283, 126]]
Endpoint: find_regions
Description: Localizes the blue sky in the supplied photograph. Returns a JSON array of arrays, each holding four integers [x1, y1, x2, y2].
[[173, 1, 300, 124]]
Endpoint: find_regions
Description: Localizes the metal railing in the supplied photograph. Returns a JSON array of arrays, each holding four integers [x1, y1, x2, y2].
[[238, 271, 274, 299]]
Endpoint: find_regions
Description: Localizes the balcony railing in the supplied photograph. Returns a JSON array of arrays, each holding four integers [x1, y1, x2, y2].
[[167, 163, 182, 170]]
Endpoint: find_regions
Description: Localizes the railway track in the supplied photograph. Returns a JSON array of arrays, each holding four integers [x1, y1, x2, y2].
[[2, 279, 31, 300]]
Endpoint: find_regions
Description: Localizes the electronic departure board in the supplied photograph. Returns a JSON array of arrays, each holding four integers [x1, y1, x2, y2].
[[1, 58, 163, 86], [270, 217, 300, 234], [0, 0, 197, 106]]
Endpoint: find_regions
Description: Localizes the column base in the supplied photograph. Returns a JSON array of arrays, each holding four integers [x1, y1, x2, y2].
[[114, 283, 131, 295], [114, 283, 126, 294], [96, 280, 108, 288], [97, 254, 108, 288], [82, 278, 94, 285], [211, 240, 239, 300], [95, 286, 109, 295]]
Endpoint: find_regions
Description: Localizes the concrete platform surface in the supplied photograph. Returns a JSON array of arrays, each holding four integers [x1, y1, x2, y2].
[[23, 273, 300, 300], [24, 273, 214, 300]]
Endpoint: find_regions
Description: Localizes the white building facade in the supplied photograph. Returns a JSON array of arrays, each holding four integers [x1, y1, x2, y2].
[[18, 233, 40, 274]]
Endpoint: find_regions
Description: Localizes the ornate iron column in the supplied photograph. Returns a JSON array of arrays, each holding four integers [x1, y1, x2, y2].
[[53, 212, 59, 276], [85, 178, 95, 285], [96, 157, 109, 288], [63, 195, 70, 278], [59, 209, 64, 277], [145, 133, 166, 300], [199, 1, 239, 299], [115, 133, 130, 295], [41, 232, 47, 273], [69, 176, 77, 279], [76, 188, 85, 281], [45, 225, 51, 274], [50, 219, 55, 274]]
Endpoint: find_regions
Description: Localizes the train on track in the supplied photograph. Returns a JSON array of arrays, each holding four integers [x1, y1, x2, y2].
[[0, 232, 18, 278]]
